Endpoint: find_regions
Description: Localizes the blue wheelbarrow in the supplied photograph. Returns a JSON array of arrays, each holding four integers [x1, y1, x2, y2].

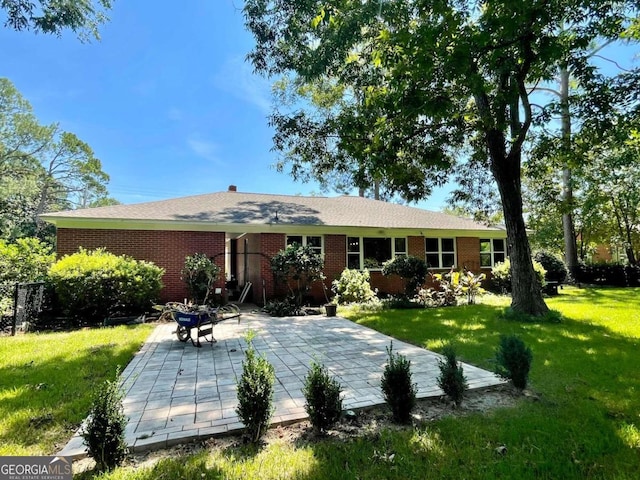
[[161, 303, 241, 347]]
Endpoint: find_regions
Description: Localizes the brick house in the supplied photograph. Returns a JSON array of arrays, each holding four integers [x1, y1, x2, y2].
[[41, 186, 507, 304]]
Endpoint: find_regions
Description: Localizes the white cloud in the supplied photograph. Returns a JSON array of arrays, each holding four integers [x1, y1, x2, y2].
[[213, 56, 272, 114], [187, 135, 223, 164]]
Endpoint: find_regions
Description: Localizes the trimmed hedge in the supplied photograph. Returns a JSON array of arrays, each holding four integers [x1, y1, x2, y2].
[[573, 265, 640, 287], [48, 248, 164, 325]]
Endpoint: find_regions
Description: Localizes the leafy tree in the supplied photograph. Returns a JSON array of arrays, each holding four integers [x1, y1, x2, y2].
[[270, 243, 324, 306], [244, 0, 636, 315], [181, 253, 221, 305], [1, 0, 112, 40], [0, 78, 113, 240], [0, 237, 54, 284]]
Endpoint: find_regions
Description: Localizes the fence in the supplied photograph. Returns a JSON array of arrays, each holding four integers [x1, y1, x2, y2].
[[0, 282, 46, 335]]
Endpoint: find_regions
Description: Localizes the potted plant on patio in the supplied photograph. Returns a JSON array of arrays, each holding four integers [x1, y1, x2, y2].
[[324, 300, 337, 317]]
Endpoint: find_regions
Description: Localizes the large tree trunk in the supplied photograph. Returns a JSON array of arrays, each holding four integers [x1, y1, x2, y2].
[[489, 132, 550, 316], [560, 64, 579, 277]]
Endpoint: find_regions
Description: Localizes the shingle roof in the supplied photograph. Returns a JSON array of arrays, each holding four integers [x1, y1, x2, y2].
[[41, 191, 502, 232]]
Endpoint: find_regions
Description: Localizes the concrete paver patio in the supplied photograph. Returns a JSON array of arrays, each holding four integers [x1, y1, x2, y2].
[[60, 312, 505, 458]]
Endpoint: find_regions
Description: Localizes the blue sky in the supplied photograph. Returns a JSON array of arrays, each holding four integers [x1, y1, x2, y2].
[[0, 1, 452, 210], [1, 3, 636, 211]]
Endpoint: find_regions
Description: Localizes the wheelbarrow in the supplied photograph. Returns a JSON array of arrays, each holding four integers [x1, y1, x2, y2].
[[158, 303, 241, 347]]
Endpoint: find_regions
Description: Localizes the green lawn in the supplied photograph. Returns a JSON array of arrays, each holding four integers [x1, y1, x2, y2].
[[3, 289, 636, 478], [75, 287, 640, 479], [0, 324, 154, 456]]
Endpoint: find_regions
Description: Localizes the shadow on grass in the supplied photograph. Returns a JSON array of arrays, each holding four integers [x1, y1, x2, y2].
[[74, 451, 224, 480], [63, 290, 640, 479], [0, 325, 151, 455]]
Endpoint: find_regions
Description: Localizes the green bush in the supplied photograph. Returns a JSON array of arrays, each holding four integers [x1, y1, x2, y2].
[[490, 258, 546, 293], [0, 237, 54, 284], [533, 250, 568, 283], [262, 298, 301, 317], [331, 268, 377, 304], [381, 342, 417, 423], [382, 256, 428, 297], [236, 331, 275, 443], [460, 270, 486, 304], [48, 248, 164, 325], [303, 361, 343, 433], [495, 335, 533, 390], [436, 345, 468, 406], [270, 243, 324, 307], [82, 371, 127, 472], [181, 253, 221, 305]]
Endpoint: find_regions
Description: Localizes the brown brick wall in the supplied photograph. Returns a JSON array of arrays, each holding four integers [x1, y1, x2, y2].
[[457, 237, 481, 273], [260, 233, 287, 302], [56, 228, 226, 302], [313, 234, 347, 301], [408, 236, 425, 260], [56, 228, 494, 304]]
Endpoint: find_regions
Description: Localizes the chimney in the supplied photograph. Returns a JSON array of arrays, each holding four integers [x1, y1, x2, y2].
[[228, 185, 237, 192]]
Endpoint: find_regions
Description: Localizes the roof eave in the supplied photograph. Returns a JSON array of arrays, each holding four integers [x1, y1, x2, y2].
[[43, 217, 506, 238]]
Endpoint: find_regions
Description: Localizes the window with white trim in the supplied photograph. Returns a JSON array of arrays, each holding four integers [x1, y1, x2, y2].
[[425, 237, 456, 269], [286, 235, 323, 256], [480, 238, 506, 267], [347, 237, 407, 270]]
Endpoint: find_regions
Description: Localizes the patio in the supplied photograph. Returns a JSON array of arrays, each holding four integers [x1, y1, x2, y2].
[[60, 311, 505, 458]]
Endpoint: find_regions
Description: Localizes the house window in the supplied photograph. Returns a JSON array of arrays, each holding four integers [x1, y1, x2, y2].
[[394, 238, 407, 257], [286, 235, 323, 256], [480, 238, 506, 267], [347, 237, 407, 270], [425, 237, 456, 269]]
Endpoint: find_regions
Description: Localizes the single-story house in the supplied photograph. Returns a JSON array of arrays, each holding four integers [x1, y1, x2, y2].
[[41, 186, 507, 304]]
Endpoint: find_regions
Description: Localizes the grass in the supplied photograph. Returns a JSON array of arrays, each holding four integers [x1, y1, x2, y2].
[[0, 324, 154, 456], [71, 286, 640, 479]]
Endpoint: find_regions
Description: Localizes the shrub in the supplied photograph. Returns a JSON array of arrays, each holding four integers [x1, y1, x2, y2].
[[48, 248, 164, 325], [236, 331, 275, 442], [495, 335, 533, 390], [0, 237, 54, 284], [262, 298, 301, 317], [382, 256, 428, 297], [573, 264, 640, 287], [436, 345, 468, 406], [490, 258, 546, 293], [459, 270, 486, 305], [82, 371, 127, 472], [303, 361, 343, 433], [270, 243, 324, 306], [381, 342, 417, 423], [533, 250, 568, 283], [181, 253, 221, 305], [384, 294, 424, 309], [332, 268, 377, 304], [430, 270, 464, 306]]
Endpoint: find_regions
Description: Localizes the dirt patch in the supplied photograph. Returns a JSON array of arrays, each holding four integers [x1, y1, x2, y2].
[[74, 384, 525, 474]]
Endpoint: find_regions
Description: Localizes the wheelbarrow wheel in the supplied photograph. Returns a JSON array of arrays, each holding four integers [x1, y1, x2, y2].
[[176, 325, 190, 342]]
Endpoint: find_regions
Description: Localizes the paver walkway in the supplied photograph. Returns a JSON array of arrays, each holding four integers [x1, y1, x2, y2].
[[60, 312, 504, 458]]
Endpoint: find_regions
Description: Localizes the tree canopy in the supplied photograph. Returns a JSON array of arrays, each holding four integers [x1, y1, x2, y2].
[[1, 0, 112, 40], [0, 78, 116, 241], [244, 0, 639, 315]]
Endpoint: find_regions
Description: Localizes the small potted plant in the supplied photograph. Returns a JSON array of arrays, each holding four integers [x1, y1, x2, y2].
[[321, 281, 337, 317], [324, 300, 337, 317]]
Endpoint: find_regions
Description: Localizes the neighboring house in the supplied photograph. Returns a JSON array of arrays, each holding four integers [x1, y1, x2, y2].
[[40, 186, 507, 304]]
